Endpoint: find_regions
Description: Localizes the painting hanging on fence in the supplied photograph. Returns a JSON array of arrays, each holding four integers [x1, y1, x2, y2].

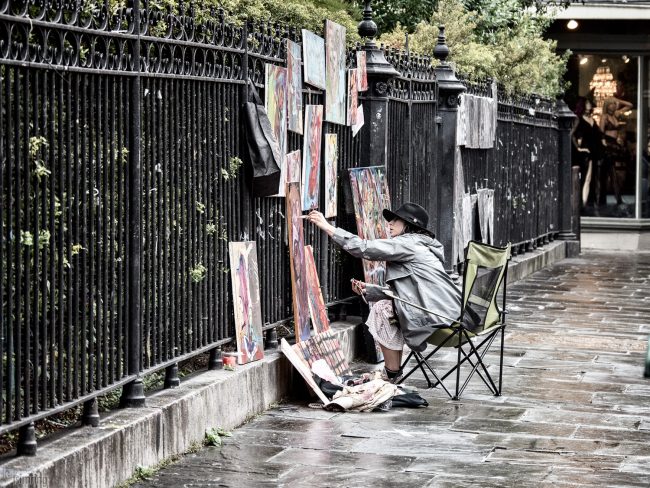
[[301, 105, 324, 211], [286, 149, 301, 184], [291, 329, 350, 377], [347, 69, 358, 126], [304, 245, 330, 334], [348, 166, 392, 286], [356, 50, 368, 92], [287, 39, 304, 134], [228, 241, 265, 364], [325, 20, 347, 125], [301, 29, 326, 90], [324, 133, 338, 218], [287, 182, 312, 342], [264, 63, 288, 196]]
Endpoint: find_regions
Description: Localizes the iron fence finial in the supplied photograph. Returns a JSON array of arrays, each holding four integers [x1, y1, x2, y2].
[[433, 25, 450, 63], [358, 0, 377, 42]]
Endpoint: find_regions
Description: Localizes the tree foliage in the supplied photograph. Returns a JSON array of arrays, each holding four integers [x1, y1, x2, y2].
[[355, 0, 437, 34], [379, 0, 569, 96], [217, 0, 360, 41]]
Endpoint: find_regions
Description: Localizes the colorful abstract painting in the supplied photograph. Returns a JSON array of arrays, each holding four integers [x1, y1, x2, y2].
[[356, 50, 368, 92], [325, 20, 346, 125], [264, 63, 288, 196], [304, 245, 330, 334], [324, 134, 338, 218], [302, 29, 326, 90], [286, 149, 301, 184], [280, 338, 329, 404], [347, 69, 358, 126], [287, 182, 311, 342], [287, 39, 303, 134], [228, 241, 265, 364], [301, 105, 324, 211], [291, 329, 350, 377], [348, 166, 392, 286]]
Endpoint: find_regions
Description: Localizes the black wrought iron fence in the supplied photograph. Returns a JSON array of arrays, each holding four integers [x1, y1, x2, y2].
[[0, 0, 368, 441], [0, 0, 573, 448], [460, 79, 560, 254], [385, 48, 439, 214]]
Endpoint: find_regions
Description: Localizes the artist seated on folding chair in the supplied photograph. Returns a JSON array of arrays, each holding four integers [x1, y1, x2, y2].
[[306, 202, 473, 383]]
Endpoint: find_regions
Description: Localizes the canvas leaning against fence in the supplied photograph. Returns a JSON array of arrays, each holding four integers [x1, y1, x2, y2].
[[228, 242, 265, 365]]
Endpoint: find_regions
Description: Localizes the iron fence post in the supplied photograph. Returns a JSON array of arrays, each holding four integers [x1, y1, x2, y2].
[[82, 398, 100, 427], [357, 1, 399, 168], [164, 363, 181, 388], [120, 0, 146, 408], [556, 96, 578, 244], [433, 26, 465, 273], [17, 422, 37, 456]]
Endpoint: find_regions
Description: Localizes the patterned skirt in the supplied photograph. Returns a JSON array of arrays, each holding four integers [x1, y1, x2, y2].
[[366, 299, 404, 351]]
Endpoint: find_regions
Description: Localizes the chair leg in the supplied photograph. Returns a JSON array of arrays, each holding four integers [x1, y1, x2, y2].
[[458, 344, 496, 395], [498, 326, 505, 396], [414, 351, 436, 388], [417, 354, 454, 398], [462, 330, 500, 395], [398, 351, 416, 383], [455, 336, 462, 400], [402, 331, 459, 388], [399, 350, 434, 387], [445, 329, 502, 399]]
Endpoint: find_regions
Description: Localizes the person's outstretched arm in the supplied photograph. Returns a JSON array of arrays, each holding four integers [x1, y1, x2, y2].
[[306, 210, 415, 262]]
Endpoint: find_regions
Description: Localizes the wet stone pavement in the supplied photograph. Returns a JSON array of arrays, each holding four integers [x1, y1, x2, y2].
[[134, 251, 650, 487]]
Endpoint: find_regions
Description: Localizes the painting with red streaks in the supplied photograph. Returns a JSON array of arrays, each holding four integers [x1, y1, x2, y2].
[[348, 166, 392, 286], [301, 105, 323, 211], [228, 241, 264, 364], [264, 63, 288, 196], [287, 182, 311, 342], [304, 245, 330, 334]]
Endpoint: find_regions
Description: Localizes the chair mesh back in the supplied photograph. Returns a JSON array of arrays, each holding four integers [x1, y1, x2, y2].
[[462, 241, 511, 331]]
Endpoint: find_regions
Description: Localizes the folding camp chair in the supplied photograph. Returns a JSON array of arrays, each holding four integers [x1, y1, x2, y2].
[[397, 241, 512, 400]]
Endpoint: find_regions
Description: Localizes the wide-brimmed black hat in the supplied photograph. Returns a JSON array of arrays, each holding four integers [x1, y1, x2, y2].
[[383, 202, 435, 237]]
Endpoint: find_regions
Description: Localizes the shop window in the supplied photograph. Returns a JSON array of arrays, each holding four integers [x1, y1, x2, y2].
[[566, 54, 638, 218]]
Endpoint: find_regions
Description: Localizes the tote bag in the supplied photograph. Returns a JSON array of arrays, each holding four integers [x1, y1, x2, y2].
[[242, 78, 282, 197]]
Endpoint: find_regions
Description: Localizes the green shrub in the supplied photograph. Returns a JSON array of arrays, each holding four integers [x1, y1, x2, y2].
[[379, 0, 568, 96]]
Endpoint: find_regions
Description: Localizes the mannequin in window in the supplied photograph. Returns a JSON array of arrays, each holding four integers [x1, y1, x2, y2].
[[572, 98, 606, 212], [599, 97, 633, 208]]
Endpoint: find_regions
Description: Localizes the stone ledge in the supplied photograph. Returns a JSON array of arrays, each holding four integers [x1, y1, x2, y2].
[[0, 321, 360, 488], [506, 240, 570, 284]]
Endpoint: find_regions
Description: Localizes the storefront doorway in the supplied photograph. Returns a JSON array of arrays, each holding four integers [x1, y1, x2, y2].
[[565, 53, 645, 218]]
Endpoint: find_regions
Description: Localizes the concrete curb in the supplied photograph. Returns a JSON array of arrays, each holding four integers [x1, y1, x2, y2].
[[0, 321, 360, 488], [0, 240, 572, 488], [506, 240, 572, 284]]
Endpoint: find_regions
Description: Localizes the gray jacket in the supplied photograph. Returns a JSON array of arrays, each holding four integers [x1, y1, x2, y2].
[[332, 227, 462, 352]]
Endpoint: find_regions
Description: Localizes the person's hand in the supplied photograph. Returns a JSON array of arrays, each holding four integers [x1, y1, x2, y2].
[[306, 210, 328, 230], [578, 148, 590, 153], [304, 210, 336, 237], [350, 278, 366, 296]]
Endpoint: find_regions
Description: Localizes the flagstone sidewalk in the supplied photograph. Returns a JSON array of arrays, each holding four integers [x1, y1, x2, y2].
[[134, 251, 650, 488]]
